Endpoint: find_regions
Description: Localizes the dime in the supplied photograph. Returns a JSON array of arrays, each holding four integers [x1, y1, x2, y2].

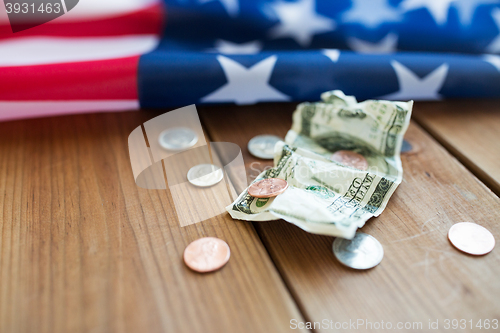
[[159, 127, 198, 151], [333, 233, 384, 270], [183, 237, 230, 273], [448, 222, 495, 255], [331, 150, 369, 171], [248, 135, 282, 159], [187, 164, 223, 187], [248, 178, 288, 198]]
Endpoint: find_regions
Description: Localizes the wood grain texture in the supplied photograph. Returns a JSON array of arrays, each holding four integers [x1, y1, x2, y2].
[[200, 103, 500, 333], [0, 111, 306, 333], [413, 100, 500, 196]]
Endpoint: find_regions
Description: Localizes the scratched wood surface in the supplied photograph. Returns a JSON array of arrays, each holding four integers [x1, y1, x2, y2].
[[0, 111, 306, 333], [413, 99, 500, 196], [199, 103, 500, 333]]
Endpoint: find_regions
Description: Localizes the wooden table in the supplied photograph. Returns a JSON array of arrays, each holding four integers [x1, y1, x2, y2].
[[0, 100, 499, 333]]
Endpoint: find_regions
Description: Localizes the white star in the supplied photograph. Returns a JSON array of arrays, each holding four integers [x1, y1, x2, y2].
[[201, 55, 290, 105], [322, 49, 340, 62], [212, 39, 262, 54], [486, 8, 500, 53], [483, 54, 500, 71], [452, 0, 498, 26], [343, 0, 402, 28], [381, 61, 449, 100], [400, 0, 455, 25], [267, 0, 336, 47], [347, 33, 398, 54], [199, 0, 239, 17]]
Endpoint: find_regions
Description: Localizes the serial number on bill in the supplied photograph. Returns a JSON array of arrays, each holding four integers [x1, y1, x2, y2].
[[5, 3, 62, 14], [442, 319, 498, 330]]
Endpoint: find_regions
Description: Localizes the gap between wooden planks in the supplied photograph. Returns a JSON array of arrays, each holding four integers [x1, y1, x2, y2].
[[199, 102, 500, 333], [413, 99, 500, 197], [0, 111, 307, 333]]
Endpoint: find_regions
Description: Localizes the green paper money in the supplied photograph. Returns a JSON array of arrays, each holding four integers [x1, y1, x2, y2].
[[227, 90, 413, 239]]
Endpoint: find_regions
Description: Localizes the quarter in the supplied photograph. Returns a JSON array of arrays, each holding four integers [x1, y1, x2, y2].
[[333, 233, 384, 270], [248, 135, 282, 159], [159, 127, 198, 151], [187, 164, 224, 187]]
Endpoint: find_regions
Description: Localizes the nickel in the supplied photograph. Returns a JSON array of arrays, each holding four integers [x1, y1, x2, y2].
[[248, 135, 282, 159], [448, 222, 495, 255], [187, 164, 223, 187], [333, 233, 384, 270], [159, 127, 198, 151], [331, 150, 369, 171], [248, 178, 288, 198], [184, 237, 230, 273]]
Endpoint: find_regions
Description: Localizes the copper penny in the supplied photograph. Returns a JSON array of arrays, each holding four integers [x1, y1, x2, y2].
[[247, 178, 288, 198], [331, 150, 369, 171], [183, 237, 230, 273], [448, 222, 495, 255]]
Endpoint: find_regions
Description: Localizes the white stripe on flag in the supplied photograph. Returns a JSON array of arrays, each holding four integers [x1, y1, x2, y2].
[[0, 100, 140, 121], [0, 35, 159, 66]]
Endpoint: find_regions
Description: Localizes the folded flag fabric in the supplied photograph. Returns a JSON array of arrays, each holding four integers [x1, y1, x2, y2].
[[0, 0, 163, 121], [2, 0, 500, 121]]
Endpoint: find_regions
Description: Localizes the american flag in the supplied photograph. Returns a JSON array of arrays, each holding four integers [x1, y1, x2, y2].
[[0, 0, 163, 121], [2, 0, 500, 121]]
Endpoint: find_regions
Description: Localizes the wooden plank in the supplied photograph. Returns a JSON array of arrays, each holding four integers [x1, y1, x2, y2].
[[0, 111, 306, 333], [200, 103, 500, 333], [413, 99, 500, 196]]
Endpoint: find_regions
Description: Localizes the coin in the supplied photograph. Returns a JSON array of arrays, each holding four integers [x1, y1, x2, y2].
[[247, 178, 288, 198], [187, 164, 223, 187], [448, 222, 495, 255], [248, 135, 282, 159], [183, 237, 230, 273], [401, 139, 413, 153], [333, 233, 384, 270], [331, 150, 369, 171], [158, 127, 198, 151]]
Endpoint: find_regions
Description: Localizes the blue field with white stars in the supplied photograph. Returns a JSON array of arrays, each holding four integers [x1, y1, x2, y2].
[[139, 0, 500, 107]]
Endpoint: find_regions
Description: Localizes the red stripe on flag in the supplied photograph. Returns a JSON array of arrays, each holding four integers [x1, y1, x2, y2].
[[0, 4, 164, 39], [0, 56, 140, 100]]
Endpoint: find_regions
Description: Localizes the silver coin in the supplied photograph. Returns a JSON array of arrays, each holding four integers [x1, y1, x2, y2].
[[248, 135, 282, 159], [187, 164, 224, 187], [159, 127, 198, 151], [333, 233, 384, 270]]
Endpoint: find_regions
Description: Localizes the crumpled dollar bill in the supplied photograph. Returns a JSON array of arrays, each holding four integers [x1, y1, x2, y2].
[[227, 90, 413, 239]]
